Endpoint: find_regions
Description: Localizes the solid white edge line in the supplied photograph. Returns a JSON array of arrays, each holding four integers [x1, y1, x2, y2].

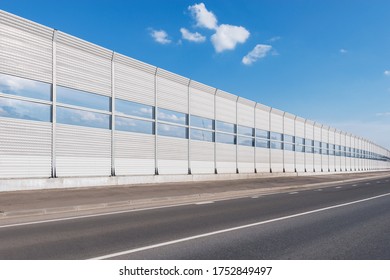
[[89, 192, 390, 260], [195, 201, 214, 205]]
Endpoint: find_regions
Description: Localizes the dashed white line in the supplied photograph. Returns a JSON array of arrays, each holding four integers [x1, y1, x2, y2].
[[90, 192, 390, 260], [376, 181, 381, 184], [317, 189, 323, 191], [366, 183, 371, 185], [289, 192, 299, 195], [195, 201, 214, 205], [251, 196, 260, 199], [352, 184, 358, 187], [336, 187, 342, 189]]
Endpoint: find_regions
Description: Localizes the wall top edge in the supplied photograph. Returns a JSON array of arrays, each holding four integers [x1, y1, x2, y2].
[[216, 89, 238, 101], [189, 80, 216, 94], [113, 52, 157, 74], [284, 112, 296, 120], [322, 125, 330, 130], [255, 103, 271, 112], [270, 107, 284, 116], [295, 116, 306, 123], [237, 97, 256, 107], [305, 119, 315, 125], [314, 122, 322, 128], [156, 68, 190, 85]]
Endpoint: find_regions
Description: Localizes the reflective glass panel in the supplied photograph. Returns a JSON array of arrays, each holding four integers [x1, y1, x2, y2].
[[306, 139, 314, 146], [57, 106, 110, 129], [116, 116, 154, 134], [216, 121, 235, 133], [270, 141, 283, 150], [256, 129, 269, 139], [158, 123, 187, 138], [116, 99, 153, 119], [190, 129, 213, 142], [321, 148, 328, 155], [314, 147, 321, 154], [295, 137, 305, 145], [270, 132, 283, 141], [0, 73, 51, 101], [216, 133, 236, 144], [191, 115, 213, 130], [237, 125, 253, 136], [57, 86, 110, 111], [158, 108, 187, 125], [0, 96, 51, 122], [305, 146, 314, 153], [237, 137, 254, 147], [296, 145, 305, 153], [284, 143, 295, 151], [284, 135, 294, 143], [314, 141, 321, 148], [329, 149, 335, 156], [256, 139, 269, 148]]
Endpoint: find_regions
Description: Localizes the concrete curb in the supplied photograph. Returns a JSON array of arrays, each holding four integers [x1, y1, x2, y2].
[[1, 173, 388, 219]]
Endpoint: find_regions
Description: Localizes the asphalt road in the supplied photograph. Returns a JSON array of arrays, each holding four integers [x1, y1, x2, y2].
[[0, 176, 389, 260]]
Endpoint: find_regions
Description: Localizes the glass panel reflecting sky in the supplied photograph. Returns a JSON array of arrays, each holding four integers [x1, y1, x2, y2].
[[305, 146, 314, 153], [284, 135, 294, 143], [116, 99, 153, 119], [295, 145, 305, 153], [0, 73, 51, 101], [57, 86, 110, 111], [216, 133, 235, 144], [0, 96, 51, 122], [190, 129, 213, 142], [158, 108, 187, 125], [284, 143, 294, 151], [256, 139, 269, 149], [270, 132, 283, 141], [256, 129, 269, 139], [237, 136, 254, 146], [191, 115, 213, 130], [295, 137, 305, 145], [237, 125, 253, 136], [116, 116, 153, 134], [57, 106, 110, 129], [216, 121, 235, 133], [270, 141, 283, 150], [158, 123, 187, 138]]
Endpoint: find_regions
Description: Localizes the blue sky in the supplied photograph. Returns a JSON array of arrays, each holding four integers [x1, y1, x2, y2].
[[1, 0, 390, 149]]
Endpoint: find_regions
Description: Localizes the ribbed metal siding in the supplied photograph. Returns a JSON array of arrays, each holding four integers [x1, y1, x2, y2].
[[56, 124, 111, 177], [328, 129, 336, 171], [190, 81, 215, 119], [305, 121, 314, 172], [335, 130, 341, 171], [216, 143, 236, 174], [284, 151, 295, 172], [284, 113, 295, 172], [314, 124, 322, 172], [0, 118, 51, 178], [256, 148, 270, 172], [346, 134, 352, 171], [321, 126, 329, 172], [216, 90, 237, 123], [0, 10, 53, 83], [237, 146, 254, 173], [295, 117, 305, 172], [340, 133, 346, 171], [56, 32, 112, 96], [270, 108, 283, 133], [271, 150, 283, 172], [158, 136, 188, 174], [157, 69, 189, 113], [284, 113, 295, 135], [255, 104, 270, 130], [190, 141, 214, 174], [115, 131, 155, 175], [114, 53, 156, 106], [237, 98, 255, 127]]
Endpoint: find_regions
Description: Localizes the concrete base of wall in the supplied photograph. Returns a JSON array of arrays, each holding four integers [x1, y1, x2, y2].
[[0, 169, 386, 192]]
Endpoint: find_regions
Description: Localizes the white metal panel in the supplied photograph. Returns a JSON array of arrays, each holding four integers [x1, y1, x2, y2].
[[335, 130, 341, 171], [255, 103, 270, 131], [56, 32, 112, 96], [295, 117, 305, 137], [284, 150, 295, 172], [305, 152, 314, 172], [305, 120, 314, 140], [305, 120, 314, 172], [157, 69, 189, 113], [296, 153, 305, 172], [0, 118, 51, 178], [0, 11, 53, 83], [256, 147, 270, 172], [115, 131, 155, 175], [190, 141, 214, 174], [56, 124, 111, 177], [190, 80, 215, 119], [271, 149, 283, 172], [157, 136, 188, 174], [321, 126, 329, 172], [328, 129, 335, 145], [216, 90, 237, 124], [314, 154, 322, 172], [237, 146, 254, 173], [340, 132, 346, 171], [314, 123, 321, 141], [114, 53, 156, 106], [270, 108, 283, 133], [237, 97, 255, 127], [216, 143, 236, 173], [283, 113, 295, 136]]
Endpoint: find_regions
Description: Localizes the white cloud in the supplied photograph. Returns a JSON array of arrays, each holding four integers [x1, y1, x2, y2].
[[268, 36, 281, 42], [180, 28, 206, 43], [188, 3, 218, 30], [211, 24, 250, 53], [384, 70, 390, 76], [242, 44, 272, 65], [150, 29, 171, 44], [339, 48, 348, 54]]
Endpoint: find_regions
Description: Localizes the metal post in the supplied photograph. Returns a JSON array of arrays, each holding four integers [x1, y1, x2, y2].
[[254, 103, 257, 173], [187, 80, 191, 175], [154, 68, 159, 175], [236, 96, 239, 174], [214, 89, 218, 174], [110, 52, 116, 176], [51, 29, 58, 178]]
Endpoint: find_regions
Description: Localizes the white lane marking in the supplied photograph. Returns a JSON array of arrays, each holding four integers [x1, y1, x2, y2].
[[195, 201, 214, 205], [376, 181, 381, 184], [366, 183, 371, 185], [289, 192, 299, 195], [90, 192, 390, 260], [317, 189, 323, 191], [336, 187, 342, 189], [251, 196, 260, 199], [352, 184, 358, 187]]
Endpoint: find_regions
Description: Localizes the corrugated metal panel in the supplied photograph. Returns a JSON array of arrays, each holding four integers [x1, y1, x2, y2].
[[237, 97, 255, 127], [283, 113, 295, 135], [329, 155, 336, 171], [237, 146, 254, 173], [0, 11, 53, 83], [321, 126, 329, 143], [216, 90, 237, 123], [305, 120, 314, 139], [295, 117, 305, 137], [256, 148, 270, 172], [216, 143, 236, 173], [56, 32, 112, 96], [270, 149, 283, 172], [284, 150, 295, 172], [0, 118, 51, 178], [328, 129, 335, 144], [115, 131, 155, 175], [255, 103, 270, 130], [56, 124, 111, 177], [314, 123, 321, 141], [270, 108, 283, 133], [346, 134, 352, 171], [114, 53, 156, 106], [314, 154, 322, 172], [305, 152, 314, 172], [158, 136, 188, 174], [190, 81, 215, 119], [190, 141, 214, 174], [296, 153, 305, 172], [322, 152, 329, 172], [156, 68, 189, 113]]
